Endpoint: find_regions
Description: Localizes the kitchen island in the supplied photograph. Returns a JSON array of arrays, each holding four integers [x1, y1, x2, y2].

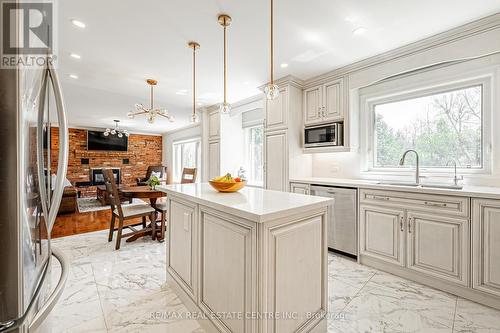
[[157, 183, 333, 333]]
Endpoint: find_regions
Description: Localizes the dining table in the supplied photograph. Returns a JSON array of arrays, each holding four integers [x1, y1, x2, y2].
[[118, 185, 167, 242]]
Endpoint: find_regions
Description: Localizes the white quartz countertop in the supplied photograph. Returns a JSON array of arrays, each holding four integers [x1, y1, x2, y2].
[[290, 177, 500, 200], [157, 183, 333, 223]]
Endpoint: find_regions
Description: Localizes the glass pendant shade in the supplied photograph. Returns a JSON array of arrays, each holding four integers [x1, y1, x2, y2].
[[264, 83, 280, 100], [190, 113, 199, 123], [219, 102, 231, 114], [127, 111, 134, 119]]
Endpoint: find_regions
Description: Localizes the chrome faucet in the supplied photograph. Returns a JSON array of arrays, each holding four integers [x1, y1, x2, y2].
[[446, 160, 464, 186], [399, 150, 421, 185]]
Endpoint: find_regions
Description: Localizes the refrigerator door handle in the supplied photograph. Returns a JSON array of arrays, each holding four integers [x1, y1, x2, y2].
[[36, 69, 50, 223], [45, 65, 69, 233], [28, 248, 69, 332]]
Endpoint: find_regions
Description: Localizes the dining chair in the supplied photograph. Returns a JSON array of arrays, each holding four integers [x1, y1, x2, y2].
[[136, 165, 167, 186], [153, 200, 167, 242], [180, 167, 197, 184], [102, 168, 156, 250]]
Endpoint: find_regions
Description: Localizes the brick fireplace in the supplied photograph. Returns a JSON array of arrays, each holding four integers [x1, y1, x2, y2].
[[91, 168, 120, 185], [49, 127, 163, 197]]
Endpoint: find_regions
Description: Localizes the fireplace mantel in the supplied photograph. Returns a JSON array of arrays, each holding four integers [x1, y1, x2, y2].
[[74, 150, 135, 158]]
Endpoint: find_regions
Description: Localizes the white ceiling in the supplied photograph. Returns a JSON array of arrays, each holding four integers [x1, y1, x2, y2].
[[57, 0, 500, 134]]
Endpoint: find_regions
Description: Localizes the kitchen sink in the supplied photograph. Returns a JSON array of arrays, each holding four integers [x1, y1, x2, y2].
[[376, 181, 463, 190], [377, 181, 420, 187], [421, 184, 463, 190]]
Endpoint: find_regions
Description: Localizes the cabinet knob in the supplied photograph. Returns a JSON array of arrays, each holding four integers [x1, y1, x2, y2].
[[400, 217, 404, 232]]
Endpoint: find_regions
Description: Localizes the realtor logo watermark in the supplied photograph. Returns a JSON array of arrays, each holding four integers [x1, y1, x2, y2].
[[1, 0, 56, 68]]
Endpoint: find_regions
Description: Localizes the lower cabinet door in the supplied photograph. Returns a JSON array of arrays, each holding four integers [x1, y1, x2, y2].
[[472, 199, 500, 297], [199, 210, 256, 333], [359, 205, 405, 266], [406, 211, 469, 286], [168, 199, 197, 299]]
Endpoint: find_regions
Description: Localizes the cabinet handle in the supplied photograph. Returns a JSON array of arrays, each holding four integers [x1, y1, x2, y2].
[[372, 195, 390, 201], [408, 217, 412, 233], [400, 217, 404, 232], [424, 201, 448, 207]]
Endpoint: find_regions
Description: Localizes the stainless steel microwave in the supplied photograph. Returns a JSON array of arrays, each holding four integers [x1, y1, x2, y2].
[[304, 122, 343, 148]]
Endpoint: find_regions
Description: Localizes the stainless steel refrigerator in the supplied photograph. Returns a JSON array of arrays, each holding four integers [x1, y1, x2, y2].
[[0, 2, 69, 331]]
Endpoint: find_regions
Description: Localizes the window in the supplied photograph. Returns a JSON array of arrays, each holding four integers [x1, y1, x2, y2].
[[173, 138, 201, 182], [243, 125, 263, 186], [366, 81, 488, 171]]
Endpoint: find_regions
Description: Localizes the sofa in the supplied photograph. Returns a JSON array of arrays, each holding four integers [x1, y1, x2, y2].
[[58, 186, 77, 214]]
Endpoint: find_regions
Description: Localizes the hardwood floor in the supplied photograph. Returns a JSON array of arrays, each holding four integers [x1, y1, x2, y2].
[[52, 208, 145, 238]]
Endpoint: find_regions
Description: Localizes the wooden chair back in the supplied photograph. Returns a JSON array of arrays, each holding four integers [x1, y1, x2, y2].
[[146, 165, 166, 180], [102, 168, 123, 217], [180, 168, 197, 184]]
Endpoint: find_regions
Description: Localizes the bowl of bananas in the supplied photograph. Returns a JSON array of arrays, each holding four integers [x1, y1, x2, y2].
[[209, 173, 246, 193]]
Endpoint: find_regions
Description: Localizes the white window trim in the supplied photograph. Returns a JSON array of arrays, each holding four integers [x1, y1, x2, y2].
[[172, 136, 202, 182], [360, 68, 494, 178], [243, 125, 264, 187]]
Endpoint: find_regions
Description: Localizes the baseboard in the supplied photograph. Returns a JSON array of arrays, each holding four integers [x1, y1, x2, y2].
[[360, 255, 500, 311]]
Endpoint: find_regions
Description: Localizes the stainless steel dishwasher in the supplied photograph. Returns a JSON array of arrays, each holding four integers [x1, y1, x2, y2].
[[310, 185, 358, 257]]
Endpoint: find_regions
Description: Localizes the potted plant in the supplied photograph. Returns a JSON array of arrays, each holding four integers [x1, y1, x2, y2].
[[146, 175, 160, 190]]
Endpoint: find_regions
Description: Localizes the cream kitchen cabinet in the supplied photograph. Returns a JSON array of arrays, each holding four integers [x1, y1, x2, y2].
[[359, 204, 406, 267], [290, 182, 310, 195], [168, 197, 198, 301], [208, 110, 220, 141], [406, 211, 469, 286], [264, 130, 288, 192], [472, 199, 500, 298], [265, 86, 288, 131], [208, 141, 220, 181], [359, 189, 470, 286], [303, 78, 344, 126]]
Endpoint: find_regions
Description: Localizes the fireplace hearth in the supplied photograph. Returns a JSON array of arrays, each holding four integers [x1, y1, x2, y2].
[[91, 168, 120, 185]]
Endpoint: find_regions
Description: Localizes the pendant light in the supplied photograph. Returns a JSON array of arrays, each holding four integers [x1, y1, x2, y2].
[[188, 41, 200, 123], [263, 0, 280, 100], [218, 14, 232, 114]]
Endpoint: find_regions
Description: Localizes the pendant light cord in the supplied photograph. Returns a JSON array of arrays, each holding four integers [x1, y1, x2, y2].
[[193, 45, 196, 117], [223, 20, 227, 104], [150, 84, 154, 109], [270, 0, 274, 84]]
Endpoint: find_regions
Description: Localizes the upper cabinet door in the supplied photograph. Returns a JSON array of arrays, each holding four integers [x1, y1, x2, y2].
[[265, 86, 288, 131], [323, 78, 344, 121], [303, 86, 322, 125], [208, 111, 220, 141]]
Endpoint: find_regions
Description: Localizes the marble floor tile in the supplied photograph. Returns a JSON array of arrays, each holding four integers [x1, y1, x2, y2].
[[453, 297, 500, 333], [328, 277, 363, 313], [50, 231, 500, 333], [328, 253, 377, 289]]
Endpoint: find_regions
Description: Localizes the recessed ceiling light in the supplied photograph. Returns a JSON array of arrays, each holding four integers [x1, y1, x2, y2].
[[175, 89, 188, 95], [69, 74, 79, 79], [280, 63, 289, 68], [352, 27, 368, 36], [71, 19, 86, 28], [69, 53, 81, 59]]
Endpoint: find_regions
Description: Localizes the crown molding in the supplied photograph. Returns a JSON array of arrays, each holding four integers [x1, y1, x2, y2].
[[303, 12, 500, 88], [257, 75, 305, 91]]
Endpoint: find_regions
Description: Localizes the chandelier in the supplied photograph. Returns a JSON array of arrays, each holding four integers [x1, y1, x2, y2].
[[104, 120, 129, 137], [127, 79, 175, 124]]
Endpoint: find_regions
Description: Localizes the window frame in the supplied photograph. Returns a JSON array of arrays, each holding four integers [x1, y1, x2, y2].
[[172, 137, 201, 182], [243, 124, 264, 187], [360, 73, 493, 176]]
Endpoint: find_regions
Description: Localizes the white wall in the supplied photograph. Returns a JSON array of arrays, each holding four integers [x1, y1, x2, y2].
[[162, 123, 202, 183], [310, 23, 500, 186]]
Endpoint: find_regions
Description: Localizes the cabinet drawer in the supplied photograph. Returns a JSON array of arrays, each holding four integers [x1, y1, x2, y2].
[[360, 189, 470, 218]]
